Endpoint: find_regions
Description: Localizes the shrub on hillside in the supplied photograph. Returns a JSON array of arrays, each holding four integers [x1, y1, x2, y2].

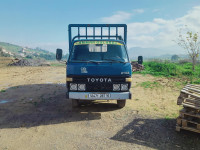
[[143, 61, 178, 76]]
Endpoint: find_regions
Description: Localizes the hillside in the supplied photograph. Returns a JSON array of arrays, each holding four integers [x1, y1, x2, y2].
[[0, 42, 56, 60], [128, 47, 188, 60]]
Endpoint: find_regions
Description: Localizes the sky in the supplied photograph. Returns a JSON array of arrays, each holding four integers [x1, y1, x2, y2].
[[0, 0, 200, 54]]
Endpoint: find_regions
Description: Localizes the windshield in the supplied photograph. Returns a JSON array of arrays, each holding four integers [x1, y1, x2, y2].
[[69, 41, 129, 63]]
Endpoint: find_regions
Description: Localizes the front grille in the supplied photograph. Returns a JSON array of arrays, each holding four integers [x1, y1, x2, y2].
[[67, 76, 130, 92], [87, 82, 113, 92]]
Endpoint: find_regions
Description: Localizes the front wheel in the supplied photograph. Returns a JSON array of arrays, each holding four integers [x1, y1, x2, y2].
[[72, 99, 79, 108], [117, 100, 126, 108]]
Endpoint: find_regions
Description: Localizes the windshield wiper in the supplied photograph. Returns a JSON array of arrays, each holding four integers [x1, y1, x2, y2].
[[70, 60, 101, 63], [102, 59, 125, 63], [87, 60, 102, 64]]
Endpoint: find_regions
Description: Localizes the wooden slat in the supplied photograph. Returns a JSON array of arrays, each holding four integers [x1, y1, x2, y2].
[[180, 126, 200, 133], [183, 88, 200, 95], [180, 92, 189, 98], [183, 102, 200, 108], [187, 84, 200, 88], [185, 86, 200, 91], [180, 110, 200, 119], [186, 86, 200, 90], [177, 97, 184, 105], [185, 85, 200, 90], [181, 89, 200, 98], [176, 126, 181, 132], [183, 101, 200, 107], [187, 84, 200, 87], [197, 124, 200, 130], [184, 119, 199, 125], [182, 88, 200, 95], [184, 98, 200, 104], [177, 117, 182, 126], [183, 103, 200, 110], [182, 119, 187, 127]]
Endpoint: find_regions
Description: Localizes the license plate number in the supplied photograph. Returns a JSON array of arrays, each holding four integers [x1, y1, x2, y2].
[[88, 93, 111, 98]]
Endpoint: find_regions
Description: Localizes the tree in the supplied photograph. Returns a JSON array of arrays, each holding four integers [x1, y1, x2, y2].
[[176, 28, 200, 71], [171, 55, 179, 62]]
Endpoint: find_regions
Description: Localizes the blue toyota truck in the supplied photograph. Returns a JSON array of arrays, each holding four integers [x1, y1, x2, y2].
[[56, 24, 140, 108]]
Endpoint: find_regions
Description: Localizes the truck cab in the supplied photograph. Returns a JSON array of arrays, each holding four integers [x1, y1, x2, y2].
[[56, 24, 132, 108]]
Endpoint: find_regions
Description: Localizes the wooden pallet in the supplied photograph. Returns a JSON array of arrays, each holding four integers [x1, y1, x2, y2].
[[176, 108, 200, 133], [177, 84, 200, 108], [176, 117, 200, 133]]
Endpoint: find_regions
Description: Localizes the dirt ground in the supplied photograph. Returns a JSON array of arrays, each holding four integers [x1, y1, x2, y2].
[[0, 59, 200, 150]]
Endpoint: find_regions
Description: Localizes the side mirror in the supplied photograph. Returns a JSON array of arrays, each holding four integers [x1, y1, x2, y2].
[[56, 49, 62, 61], [138, 56, 143, 64]]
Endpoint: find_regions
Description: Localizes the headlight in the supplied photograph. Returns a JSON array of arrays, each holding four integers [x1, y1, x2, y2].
[[113, 84, 120, 91], [70, 83, 77, 91], [121, 84, 128, 91], [78, 84, 86, 91]]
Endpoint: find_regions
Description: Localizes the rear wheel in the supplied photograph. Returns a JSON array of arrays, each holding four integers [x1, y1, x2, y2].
[[72, 99, 79, 108], [117, 100, 126, 108]]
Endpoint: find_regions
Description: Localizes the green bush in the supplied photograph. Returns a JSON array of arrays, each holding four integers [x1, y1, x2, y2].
[[193, 79, 200, 84], [182, 70, 193, 76], [136, 61, 200, 84], [142, 62, 178, 77]]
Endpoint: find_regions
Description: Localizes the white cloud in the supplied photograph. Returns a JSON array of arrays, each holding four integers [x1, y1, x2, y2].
[[100, 9, 144, 24], [133, 9, 144, 14], [100, 7, 200, 54], [128, 22, 160, 35], [101, 6, 200, 49], [101, 11, 131, 23], [152, 9, 160, 13], [153, 18, 168, 24], [126, 6, 200, 52]]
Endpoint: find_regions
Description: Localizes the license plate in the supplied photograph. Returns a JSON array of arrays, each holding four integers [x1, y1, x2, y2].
[[88, 93, 111, 98]]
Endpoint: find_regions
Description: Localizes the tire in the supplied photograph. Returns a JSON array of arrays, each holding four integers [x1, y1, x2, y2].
[[72, 99, 79, 108], [117, 100, 126, 108]]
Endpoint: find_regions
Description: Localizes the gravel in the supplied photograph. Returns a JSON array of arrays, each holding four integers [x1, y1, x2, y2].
[[9, 59, 50, 66]]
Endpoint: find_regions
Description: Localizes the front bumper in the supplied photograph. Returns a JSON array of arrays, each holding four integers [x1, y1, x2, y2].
[[68, 92, 131, 100]]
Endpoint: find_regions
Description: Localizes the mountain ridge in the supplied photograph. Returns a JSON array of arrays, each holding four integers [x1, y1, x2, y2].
[[128, 47, 188, 60]]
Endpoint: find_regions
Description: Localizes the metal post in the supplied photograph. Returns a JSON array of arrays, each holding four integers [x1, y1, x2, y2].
[[93, 27, 95, 39], [68, 25, 71, 52], [101, 27, 102, 39], [108, 27, 110, 39], [116, 27, 118, 40], [86, 27, 87, 39], [78, 27, 80, 39], [124, 25, 127, 44]]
